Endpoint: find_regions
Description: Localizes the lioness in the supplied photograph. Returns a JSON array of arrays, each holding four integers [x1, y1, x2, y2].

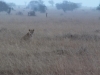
[[21, 29, 34, 42]]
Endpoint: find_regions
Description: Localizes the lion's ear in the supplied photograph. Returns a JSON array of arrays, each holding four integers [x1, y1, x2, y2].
[[29, 29, 31, 31], [33, 29, 34, 31]]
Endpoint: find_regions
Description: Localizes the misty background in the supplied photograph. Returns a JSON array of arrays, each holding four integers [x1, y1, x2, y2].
[[4, 0, 100, 7]]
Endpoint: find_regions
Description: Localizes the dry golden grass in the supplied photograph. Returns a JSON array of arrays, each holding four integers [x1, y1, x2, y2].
[[0, 9, 100, 75]]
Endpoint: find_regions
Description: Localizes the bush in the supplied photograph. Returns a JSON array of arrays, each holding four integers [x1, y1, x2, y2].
[[28, 11, 36, 16]]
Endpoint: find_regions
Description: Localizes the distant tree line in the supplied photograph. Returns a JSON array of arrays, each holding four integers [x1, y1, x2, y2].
[[56, 1, 81, 12]]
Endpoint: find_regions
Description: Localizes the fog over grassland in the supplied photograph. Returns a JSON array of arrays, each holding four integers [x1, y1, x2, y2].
[[3, 0, 100, 7], [0, 0, 100, 75]]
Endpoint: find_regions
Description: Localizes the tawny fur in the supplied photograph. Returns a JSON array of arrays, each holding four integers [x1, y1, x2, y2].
[[21, 29, 34, 41]]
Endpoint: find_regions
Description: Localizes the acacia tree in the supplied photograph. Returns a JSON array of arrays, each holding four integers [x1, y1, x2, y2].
[[0, 1, 12, 14], [97, 4, 100, 10], [56, 1, 81, 12], [39, 4, 47, 13], [27, 0, 47, 13]]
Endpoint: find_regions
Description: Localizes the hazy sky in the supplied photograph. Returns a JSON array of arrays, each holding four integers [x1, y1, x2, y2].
[[4, 0, 100, 7]]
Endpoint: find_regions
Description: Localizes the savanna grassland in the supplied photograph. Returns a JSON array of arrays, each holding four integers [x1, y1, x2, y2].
[[0, 9, 100, 75]]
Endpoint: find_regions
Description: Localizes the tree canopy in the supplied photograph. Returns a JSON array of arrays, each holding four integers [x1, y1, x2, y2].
[[48, 0, 54, 6], [0, 1, 12, 14], [56, 1, 81, 12], [27, 0, 47, 13], [97, 4, 100, 10]]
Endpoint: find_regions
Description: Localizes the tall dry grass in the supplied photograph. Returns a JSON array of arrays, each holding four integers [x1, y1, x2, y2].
[[0, 9, 100, 75]]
